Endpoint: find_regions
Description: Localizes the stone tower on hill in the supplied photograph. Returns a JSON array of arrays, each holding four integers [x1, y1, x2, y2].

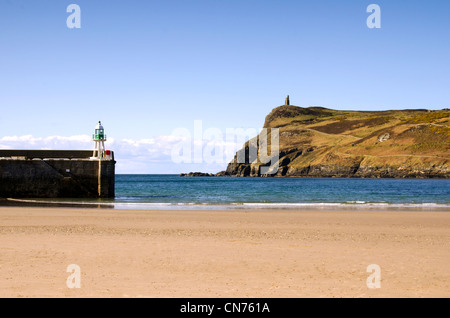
[[285, 95, 290, 105]]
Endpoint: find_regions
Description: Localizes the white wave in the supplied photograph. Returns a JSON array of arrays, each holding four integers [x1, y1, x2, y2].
[[5, 198, 449, 210], [236, 202, 450, 210], [86, 201, 450, 210]]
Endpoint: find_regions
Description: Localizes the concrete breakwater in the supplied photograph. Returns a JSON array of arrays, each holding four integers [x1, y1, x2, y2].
[[0, 150, 115, 198]]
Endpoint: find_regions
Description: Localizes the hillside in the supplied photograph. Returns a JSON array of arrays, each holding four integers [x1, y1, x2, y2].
[[217, 105, 449, 178]]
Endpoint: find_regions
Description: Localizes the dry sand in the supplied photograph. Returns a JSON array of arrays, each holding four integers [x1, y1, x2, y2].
[[0, 206, 449, 298]]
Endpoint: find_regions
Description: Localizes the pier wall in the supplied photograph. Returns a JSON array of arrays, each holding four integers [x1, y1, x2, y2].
[[0, 150, 115, 198]]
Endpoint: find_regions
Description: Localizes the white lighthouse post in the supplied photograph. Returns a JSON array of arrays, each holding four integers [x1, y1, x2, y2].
[[91, 121, 107, 160]]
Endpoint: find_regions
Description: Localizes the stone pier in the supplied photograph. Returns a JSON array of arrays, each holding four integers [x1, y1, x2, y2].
[[0, 150, 115, 198]]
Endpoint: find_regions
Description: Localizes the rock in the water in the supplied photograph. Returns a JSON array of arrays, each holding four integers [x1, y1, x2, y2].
[[179, 172, 213, 177]]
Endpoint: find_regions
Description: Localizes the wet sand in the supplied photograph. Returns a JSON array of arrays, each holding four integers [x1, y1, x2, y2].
[[0, 206, 449, 298]]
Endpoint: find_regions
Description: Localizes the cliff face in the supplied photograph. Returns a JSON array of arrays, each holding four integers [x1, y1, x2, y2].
[[219, 105, 450, 178]]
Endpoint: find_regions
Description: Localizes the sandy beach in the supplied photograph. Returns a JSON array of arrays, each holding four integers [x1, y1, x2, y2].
[[0, 206, 448, 298]]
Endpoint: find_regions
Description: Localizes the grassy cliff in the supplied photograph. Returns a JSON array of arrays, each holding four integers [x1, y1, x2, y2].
[[220, 105, 449, 178]]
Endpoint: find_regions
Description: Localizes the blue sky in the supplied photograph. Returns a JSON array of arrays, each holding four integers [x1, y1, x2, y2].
[[0, 0, 449, 173]]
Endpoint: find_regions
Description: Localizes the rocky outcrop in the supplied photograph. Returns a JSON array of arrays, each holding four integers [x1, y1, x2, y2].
[[281, 163, 449, 178], [216, 105, 450, 178], [182, 105, 449, 178], [179, 172, 214, 177]]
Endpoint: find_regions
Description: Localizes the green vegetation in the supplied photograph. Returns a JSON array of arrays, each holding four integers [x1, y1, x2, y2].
[[403, 111, 450, 124], [262, 105, 449, 168]]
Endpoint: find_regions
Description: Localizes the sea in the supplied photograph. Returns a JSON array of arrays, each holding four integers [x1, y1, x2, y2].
[[4, 175, 450, 211]]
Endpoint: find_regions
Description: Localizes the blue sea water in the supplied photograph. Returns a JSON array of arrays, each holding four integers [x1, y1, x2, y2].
[[6, 175, 450, 210]]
